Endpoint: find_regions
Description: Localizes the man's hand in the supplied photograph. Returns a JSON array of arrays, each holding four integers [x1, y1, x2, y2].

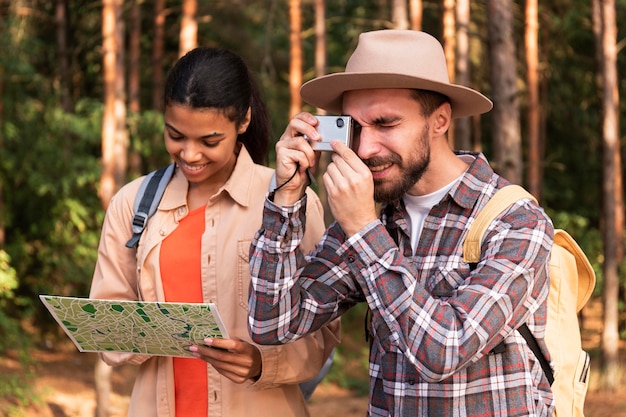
[[189, 338, 262, 384], [273, 112, 320, 205], [324, 141, 378, 237]]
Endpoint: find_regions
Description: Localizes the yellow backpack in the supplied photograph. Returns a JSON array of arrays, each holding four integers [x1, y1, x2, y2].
[[463, 185, 596, 417]]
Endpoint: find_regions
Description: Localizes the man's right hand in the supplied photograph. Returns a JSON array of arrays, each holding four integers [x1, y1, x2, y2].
[[273, 112, 320, 205]]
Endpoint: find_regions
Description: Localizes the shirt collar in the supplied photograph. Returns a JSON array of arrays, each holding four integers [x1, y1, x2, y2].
[[158, 144, 259, 211], [449, 151, 498, 210]]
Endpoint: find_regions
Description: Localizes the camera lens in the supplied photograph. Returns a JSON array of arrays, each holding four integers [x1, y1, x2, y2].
[[336, 118, 345, 128]]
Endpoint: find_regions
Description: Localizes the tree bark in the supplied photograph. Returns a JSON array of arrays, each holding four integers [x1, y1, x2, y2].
[[596, 0, 621, 392], [454, 0, 471, 151], [129, 0, 141, 114], [442, 0, 456, 148], [486, 0, 522, 184], [288, 0, 302, 119], [392, 0, 409, 29], [151, 0, 166, 110], [525, 0, 541, 199], [409, 0, 422, 30], [179, 0, 197, 57], [55, 0, 72, 112], [128, 0, 142, 176]]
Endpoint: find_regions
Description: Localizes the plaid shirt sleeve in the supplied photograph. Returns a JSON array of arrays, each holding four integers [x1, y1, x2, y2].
[[248, 193, 365, 344]]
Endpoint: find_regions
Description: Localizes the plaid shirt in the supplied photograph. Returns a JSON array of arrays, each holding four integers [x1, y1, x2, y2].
[[249, 152, 555, 416]]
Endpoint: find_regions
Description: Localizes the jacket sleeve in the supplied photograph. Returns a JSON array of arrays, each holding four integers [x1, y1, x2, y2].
[[89, 179, 151, 367], [251, 188, 341, 387]]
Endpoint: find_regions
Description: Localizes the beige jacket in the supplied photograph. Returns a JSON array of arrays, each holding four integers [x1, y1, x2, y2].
[[90, 146, 340, 417]]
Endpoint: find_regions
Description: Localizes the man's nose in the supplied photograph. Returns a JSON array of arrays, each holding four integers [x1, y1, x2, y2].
[[354, 127, 381, 160]]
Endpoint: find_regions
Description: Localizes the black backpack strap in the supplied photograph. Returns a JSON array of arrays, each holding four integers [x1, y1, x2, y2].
[[125, 164, 175, 248], [469, 264, 551, 382], [518, 323, 554, 385]]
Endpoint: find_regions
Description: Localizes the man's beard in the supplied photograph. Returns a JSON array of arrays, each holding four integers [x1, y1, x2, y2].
[[366, 128, 430, 203]]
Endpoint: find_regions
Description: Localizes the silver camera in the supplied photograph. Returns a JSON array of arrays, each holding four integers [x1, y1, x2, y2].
[[310, 115, 353, 152]]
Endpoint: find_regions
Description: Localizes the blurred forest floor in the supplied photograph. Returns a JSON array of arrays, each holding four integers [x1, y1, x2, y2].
[[1, 297, 625, 417]]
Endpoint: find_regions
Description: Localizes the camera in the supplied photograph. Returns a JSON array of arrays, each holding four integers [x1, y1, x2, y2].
[[310, 115, 353, 152]]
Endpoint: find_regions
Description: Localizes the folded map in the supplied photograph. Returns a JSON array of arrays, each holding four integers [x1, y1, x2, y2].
[[40, 295, 229, 358]]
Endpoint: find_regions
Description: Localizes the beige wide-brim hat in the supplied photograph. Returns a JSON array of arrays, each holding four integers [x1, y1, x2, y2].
[[300, 30, 493, 119]]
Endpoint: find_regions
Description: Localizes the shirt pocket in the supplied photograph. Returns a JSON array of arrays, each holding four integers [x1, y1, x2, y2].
[[237, 239, 252, 312]]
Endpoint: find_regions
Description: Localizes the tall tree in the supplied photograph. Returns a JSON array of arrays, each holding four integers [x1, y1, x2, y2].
[[454, 0, 471, 150], [442, 0, 455, 148], [288, 0, 302, 118], [312, 0, 334, 226], [525, 0, 541, 198], [129, 0, 141, 114], [128, 0, 142, 176], [409, 0, 422, 30], [55, 0, 72, 112], [152, 0, 166, 110], [0, 3, 5, 249], [487, 0, 522, 184], [179, 0, 197, 57], [392, 0, 409, 29], [594, 0, 622, 392], [97, 1, 128, 414]]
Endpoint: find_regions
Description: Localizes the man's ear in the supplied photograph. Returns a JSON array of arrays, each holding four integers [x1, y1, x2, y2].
[[238, 107, 252, 134], [431, 102, 452, 135]]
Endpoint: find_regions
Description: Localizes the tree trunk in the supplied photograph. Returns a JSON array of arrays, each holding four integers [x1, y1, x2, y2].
[[409, 0, 422, 31], [312, 0, 333, 226], [442, 0, 455, 148], [454, 0, 471, 151], [0, 15, 4, 248], [98, 1, 128, 412], [525, 0, 541, 199], [486, 0, 522, 184], [288, 0, 302, 119], [55, 0, 72, 112], [597, 0, 621, 392], [129, 0, 141, 114], [128, 0, 142, 176], [151, 0, 166, 110], [179, 0, 197, 57], [392, 0, 409, 29]]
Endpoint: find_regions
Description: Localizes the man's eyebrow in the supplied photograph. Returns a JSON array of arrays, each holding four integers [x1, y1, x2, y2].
[[164, 122, 224, 139], [371, 115, 400, 125]]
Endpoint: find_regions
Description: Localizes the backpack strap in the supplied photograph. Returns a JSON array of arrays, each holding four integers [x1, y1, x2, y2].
[[519, 323, 555, 385], [464, 185, 555, 385], [125, 163, 176, 249], [463, 184, 536, 263]]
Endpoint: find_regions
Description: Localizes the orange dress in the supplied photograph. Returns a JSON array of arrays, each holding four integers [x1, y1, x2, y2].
[[161, 205, 207, 417]]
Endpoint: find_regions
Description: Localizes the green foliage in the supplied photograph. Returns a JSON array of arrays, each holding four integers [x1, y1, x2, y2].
[[547, 209, 604, 295], [0, 251, 18, 299]]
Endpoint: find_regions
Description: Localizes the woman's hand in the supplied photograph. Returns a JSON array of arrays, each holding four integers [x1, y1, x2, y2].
[[189, 338, 262, 384]]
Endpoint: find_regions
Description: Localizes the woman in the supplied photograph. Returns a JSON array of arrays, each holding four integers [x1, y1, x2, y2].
[[89, 47, 340, 417]]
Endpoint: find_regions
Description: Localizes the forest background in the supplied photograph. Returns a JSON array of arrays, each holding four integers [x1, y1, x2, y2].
[[1, 0, 626, 415]]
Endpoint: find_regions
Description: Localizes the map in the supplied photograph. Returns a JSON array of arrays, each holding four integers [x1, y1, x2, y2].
[[40, 295, 229, 358]]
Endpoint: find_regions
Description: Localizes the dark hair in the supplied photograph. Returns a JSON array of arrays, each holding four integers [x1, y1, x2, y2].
[[163, 47, 271, 164], [410, 89, 450, 117]]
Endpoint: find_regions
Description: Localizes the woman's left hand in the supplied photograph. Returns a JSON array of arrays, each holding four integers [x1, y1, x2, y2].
[[189, 338, 262, 384]]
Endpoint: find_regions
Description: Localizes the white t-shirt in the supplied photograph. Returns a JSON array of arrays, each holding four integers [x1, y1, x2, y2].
[[402, 155, 474, 253]]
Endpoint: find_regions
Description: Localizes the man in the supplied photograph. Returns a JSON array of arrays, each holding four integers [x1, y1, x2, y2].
[[248, 30, 554, 416]]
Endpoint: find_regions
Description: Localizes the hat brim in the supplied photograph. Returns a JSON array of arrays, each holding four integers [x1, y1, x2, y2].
[[300, 72, 493, 119]]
